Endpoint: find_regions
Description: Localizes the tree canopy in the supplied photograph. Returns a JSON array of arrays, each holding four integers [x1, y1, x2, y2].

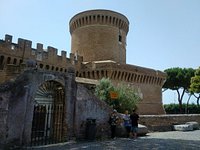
[[114, 83, 141, 113], [163, 67, 195, 90], [163, 67, 195, 113], [190, 67, 200, 106], [95, 78, 141, 113], [94, 78, 114, 105]]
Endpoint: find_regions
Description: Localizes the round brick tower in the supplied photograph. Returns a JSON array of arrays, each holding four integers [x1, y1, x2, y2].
[[69, 9, 129, 64]]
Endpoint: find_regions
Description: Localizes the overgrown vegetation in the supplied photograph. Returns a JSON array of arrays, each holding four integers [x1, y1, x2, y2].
[[95, 78, 141, 113]]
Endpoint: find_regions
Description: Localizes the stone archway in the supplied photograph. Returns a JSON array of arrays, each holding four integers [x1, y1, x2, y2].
[[31, 80, 65, 145]]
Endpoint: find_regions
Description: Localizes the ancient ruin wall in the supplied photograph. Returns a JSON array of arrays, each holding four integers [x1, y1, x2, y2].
[[0, 69, 77, 147], [70, 9, 129, 64], [75, 83, 112, 139]]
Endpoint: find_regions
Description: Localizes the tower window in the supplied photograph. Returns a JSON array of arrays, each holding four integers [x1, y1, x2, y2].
[[119, 35, 122, 42]]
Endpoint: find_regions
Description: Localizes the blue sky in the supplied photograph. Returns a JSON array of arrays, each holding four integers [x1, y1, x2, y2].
[[0, 0, 200, 104]]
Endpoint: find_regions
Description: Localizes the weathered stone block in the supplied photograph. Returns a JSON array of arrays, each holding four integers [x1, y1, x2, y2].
[[138, 124, 148, 136], [173, 124, 193, 131], [186, 122, 199, 130]]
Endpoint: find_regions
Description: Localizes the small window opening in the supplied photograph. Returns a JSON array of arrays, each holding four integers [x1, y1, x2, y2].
[[119, 35, 122, 42]]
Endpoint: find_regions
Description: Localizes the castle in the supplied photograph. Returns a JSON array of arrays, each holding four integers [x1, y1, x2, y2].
[[0, 9, 166, 114], [70, 10, 166, 114], [0, 9, 166, 147]]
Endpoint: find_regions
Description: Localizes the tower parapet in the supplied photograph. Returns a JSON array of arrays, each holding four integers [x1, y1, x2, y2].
[[70, 9, 129, 34], [70, 9, 129, 64]]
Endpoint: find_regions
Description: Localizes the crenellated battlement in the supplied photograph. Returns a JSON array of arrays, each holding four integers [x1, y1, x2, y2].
[[69, 9, 129, 35], [76, 61, 166, 87], [1, 34, 83, 61], [2, 34, 65, 58], [0, 34, 83, 80]]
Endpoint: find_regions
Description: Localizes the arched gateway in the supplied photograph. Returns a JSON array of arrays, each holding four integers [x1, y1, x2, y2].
[[0, 68, 77, 147], [31, 80, 65, 145]]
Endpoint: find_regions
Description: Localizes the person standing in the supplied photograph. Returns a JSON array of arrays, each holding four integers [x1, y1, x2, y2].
[[130, 109, 139, 139], [122, 110, 131, 138], [108, 109, 119, 139]]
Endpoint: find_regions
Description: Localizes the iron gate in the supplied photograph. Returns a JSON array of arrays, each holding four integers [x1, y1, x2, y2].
[[31, 103, 65, 146], [31, 80, 66, 146]]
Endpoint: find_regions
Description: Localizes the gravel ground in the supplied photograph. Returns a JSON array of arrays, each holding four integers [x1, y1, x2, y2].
[[27, 130, 200, 150]]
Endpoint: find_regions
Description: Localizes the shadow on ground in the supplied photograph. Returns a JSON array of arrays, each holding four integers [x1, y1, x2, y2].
[[28, 137, 200, 150]]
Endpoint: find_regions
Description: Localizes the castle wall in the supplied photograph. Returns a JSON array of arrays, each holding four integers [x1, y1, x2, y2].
[[75, 61, 166, 115], [0, 35, 83, 83], [137, 84, 165, 115]]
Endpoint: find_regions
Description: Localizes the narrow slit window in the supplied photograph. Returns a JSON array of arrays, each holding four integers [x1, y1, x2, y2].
[[119, 35, 122, 42]]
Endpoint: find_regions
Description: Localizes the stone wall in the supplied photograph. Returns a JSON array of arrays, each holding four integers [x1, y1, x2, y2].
[[75, 83, 113, 139], [0, 92, 10, 146], [140, 114, 200, 131], [0, 69, 76, 148], [0, 74, 30, 148]]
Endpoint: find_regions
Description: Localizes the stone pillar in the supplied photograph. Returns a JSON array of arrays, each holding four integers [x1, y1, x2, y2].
[[64, 67, 76, 139]]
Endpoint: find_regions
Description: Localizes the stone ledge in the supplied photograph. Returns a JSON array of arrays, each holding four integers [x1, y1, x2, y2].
[[140, 114, 200, 132]]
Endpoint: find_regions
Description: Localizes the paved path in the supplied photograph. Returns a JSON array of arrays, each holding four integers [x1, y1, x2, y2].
[[28, 130, 200, 150]]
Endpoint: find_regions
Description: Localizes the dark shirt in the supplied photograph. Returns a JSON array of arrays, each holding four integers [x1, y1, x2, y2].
[[130, 113, 139, 127], [109, 113, 119, 126]]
